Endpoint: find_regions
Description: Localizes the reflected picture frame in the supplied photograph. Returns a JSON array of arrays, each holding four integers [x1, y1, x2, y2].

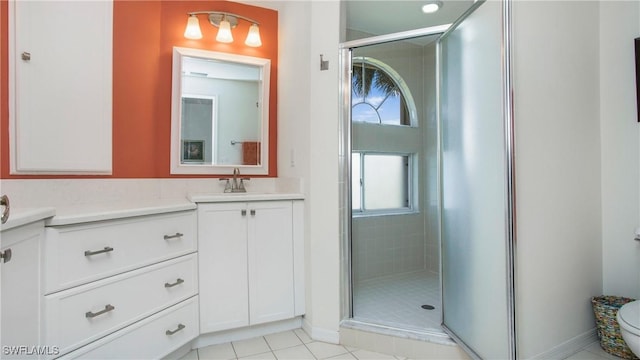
[[182, 140, 204, 162]]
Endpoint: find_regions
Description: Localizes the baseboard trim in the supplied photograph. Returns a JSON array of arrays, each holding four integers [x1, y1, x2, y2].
[[529, 328, 597, 360], [193, 317, 303, 349], [302, 319, 340, 344], [162, 341, 195, 360]]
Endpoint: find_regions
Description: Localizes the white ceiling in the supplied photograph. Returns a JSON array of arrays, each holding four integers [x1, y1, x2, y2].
[[345, 0, 475, 37]]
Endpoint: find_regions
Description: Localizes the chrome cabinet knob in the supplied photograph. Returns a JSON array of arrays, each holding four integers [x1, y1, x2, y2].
[[1, 194, 9, 224]]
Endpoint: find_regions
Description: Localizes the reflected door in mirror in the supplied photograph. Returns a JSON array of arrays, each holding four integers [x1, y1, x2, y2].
[[171, 47, 270, 175]]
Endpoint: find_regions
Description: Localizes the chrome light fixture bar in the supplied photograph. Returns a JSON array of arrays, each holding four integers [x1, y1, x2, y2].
[[184, 11, 262, 47]]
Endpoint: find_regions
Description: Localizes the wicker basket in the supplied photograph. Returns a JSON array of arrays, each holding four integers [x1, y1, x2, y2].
[[592, 296, 638, 359]]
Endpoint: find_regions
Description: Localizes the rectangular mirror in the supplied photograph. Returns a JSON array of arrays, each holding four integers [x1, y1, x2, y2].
[[171, 47, 270, 175]]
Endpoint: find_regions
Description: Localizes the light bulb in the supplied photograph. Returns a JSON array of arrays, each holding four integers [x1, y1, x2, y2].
[[184, 15, 203, 40], [422, 1, 442, 13], [245, 24, 262, 47], [216, 19, 234, 43]]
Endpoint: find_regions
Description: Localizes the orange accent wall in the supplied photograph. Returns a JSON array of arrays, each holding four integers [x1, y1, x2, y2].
[[0, 0, 278, 178]]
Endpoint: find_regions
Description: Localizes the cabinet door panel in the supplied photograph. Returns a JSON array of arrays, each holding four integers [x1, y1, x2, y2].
[[1, 222, 43, 355], [248, 201, 294, 325], [10, 1, 112, 174], [198, 203, 249, 333]]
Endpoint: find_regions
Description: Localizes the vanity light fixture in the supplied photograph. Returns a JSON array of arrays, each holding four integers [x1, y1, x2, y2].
[[421, 1, 443, 14], [183, 11, 262, 47]]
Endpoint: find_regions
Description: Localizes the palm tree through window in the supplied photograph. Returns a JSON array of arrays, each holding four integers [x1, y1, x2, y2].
[[351, 57, 411, 126]]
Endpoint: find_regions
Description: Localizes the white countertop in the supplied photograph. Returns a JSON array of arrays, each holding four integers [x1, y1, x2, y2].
[[188, 192, 305, 203], [0, 207, 56, 232], [46, 198, 197, 226], [4, 193, 303, 228]]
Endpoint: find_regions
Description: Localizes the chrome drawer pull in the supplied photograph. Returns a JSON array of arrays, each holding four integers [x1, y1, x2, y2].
[[85, 304, 115, 319], [163, 233, 183, 240], [164, 278, 184, 288], [1, 248, 12, 263], [165, 324, 185, 336], [84, 246, 114, 257]]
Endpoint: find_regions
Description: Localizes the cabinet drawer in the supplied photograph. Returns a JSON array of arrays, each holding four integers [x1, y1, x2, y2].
[[60, 296, 199, 359], [44, 211, 196, 293], [42, 253, 198, 356]]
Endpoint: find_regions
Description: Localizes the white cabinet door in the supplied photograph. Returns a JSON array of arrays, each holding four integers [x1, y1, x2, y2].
[[248, 201, 294, 325], [198, 200, 296, 333], [198, 203, 249, 333], [9, 0, 112, 174], [1, 221, 43, 357]]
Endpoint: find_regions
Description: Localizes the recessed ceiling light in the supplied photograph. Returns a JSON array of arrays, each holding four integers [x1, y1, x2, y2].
[[422, 1, 443, 14]]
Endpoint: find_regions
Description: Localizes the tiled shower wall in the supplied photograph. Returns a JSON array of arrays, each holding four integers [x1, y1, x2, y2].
[[352, 214, 430, 282]]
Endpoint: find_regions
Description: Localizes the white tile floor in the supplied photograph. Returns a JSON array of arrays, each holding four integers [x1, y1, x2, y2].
[[349, 270, 626, 360], [181, 329, 409, 360], [353, 270, 441, 332], [182, 328, 621, 360], [564, 341, 634, 360]]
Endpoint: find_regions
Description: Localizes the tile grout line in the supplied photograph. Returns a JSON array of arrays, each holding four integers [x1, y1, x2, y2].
[[293, 328, 320, 360], [193, 329, 416, 360], [230, 340, 240, 360]]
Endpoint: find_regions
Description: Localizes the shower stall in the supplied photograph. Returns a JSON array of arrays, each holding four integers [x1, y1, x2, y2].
[[340, 1, 516, 358], [346, 33, 443, 333]]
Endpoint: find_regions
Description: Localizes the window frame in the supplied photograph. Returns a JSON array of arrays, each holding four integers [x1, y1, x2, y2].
[[352, 151, 416, 217], [351, 57, 418, 128]]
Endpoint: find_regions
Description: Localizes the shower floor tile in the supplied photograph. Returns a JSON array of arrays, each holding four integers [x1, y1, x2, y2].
[[353, 270, 441, 332]]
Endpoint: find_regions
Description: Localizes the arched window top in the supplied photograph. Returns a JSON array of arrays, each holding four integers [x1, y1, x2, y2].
[[351, 57, 417, 127]]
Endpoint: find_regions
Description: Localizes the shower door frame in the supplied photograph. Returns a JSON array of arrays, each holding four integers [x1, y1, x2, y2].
[[339, 2, 517, 355], [436, 0, 517, 358], [338, 24, 451, 338]]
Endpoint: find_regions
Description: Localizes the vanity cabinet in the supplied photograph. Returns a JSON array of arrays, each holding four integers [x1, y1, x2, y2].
[[9, 0, 112, 174], [198, 200, 304, 333], [42, 208, 198, 358], [1, 220, 46, 358]]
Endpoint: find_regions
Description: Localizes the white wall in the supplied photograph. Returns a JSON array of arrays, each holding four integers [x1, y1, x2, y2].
[[246, 0, 343, 343], [304, 0, 342, 342], [513, 2, 603, 358], [600, 1, 640, 299]]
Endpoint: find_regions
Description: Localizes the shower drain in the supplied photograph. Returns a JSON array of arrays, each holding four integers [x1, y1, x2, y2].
[[421, 304, 435, 310]]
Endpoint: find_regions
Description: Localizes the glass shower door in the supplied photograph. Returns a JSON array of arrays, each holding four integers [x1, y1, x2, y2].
[[438, 1, 516, 359]]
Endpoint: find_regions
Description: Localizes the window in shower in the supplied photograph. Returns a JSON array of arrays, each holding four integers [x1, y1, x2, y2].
[[351, 57, 414, 127], [351, 57, 416, 216], [352, 152, 411, 213]]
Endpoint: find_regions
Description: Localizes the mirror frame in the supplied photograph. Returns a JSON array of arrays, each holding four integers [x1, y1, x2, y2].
[[170, 46, 270, 175]]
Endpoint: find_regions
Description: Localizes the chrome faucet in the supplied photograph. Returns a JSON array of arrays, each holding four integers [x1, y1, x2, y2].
[[220, 168, 249, 193]]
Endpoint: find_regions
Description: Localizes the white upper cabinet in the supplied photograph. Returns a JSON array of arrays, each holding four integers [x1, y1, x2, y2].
[[9, 0, 113, 174]]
